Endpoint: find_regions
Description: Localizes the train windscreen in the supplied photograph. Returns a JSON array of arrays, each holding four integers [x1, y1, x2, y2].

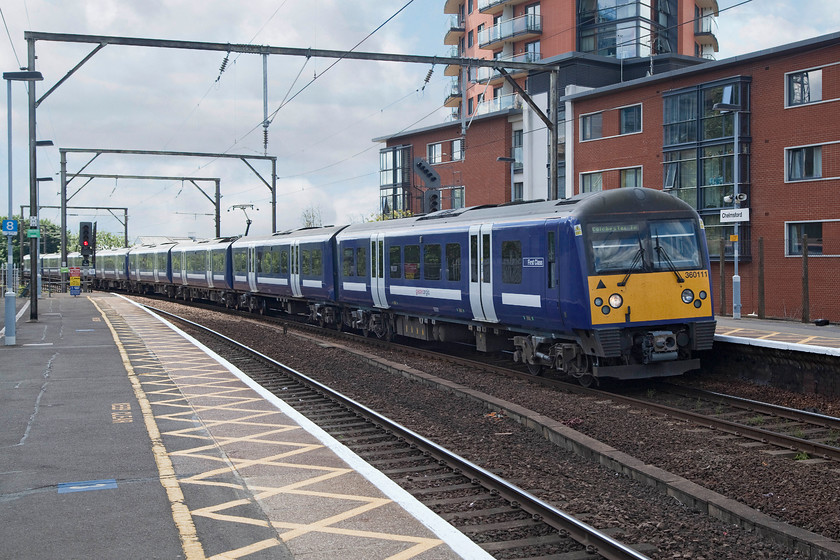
[[588, 219, 701, 274]]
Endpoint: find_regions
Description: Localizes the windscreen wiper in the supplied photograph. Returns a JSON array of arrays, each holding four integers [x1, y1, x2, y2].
[[655, 236, 685, 283], [617, 237, 645, 287]]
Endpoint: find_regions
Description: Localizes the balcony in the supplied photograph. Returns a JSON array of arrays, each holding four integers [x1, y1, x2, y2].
[[445, 46, 462, 76], [469, 51, 540, 85], [443, 0, 461, 15], [444, 15, 465, 46], [444, 80, 463, 108], [695, 14, 719, 52], [478, 14, 541, 50], [475, 92, 521, 116], [478, 0, 532, 16], [694, 0, 719, 16]]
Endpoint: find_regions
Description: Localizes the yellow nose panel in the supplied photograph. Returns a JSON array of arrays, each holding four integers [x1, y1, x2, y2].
[[588, 270, 713, 325]]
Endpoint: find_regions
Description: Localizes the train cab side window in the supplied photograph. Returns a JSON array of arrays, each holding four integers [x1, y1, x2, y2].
[[343, 247, 355, 276], [404, 245, 420, 280], [548, 232, 557, 288], [446, 243, 461, 282], [424, 244, 442, 281], [389, 246, 401, 278], [355, 246, 367, 277], [280, 249, 289, 275], [502, 241, 522, 284]]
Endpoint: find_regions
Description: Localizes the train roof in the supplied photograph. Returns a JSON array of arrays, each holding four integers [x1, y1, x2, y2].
[[338, 188, 696, 237]]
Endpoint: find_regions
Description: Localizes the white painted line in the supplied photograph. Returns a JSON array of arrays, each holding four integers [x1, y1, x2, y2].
[[0, 300, 30, 339]]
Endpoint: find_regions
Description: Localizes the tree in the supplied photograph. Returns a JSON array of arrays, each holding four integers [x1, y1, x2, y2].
[[300, 204, 323, 228]]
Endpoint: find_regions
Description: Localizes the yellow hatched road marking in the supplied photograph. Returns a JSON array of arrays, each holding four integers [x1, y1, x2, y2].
[[90, 297, 206, 560]]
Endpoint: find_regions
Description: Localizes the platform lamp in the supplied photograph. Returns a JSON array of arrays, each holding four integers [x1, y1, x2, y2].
[[4, 70, 43, 345], [497, 157, 517, 202], [713, 99, 742, 319]]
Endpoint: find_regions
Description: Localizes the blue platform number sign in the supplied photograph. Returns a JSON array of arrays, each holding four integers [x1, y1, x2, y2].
[[2, 219, 17, 236]]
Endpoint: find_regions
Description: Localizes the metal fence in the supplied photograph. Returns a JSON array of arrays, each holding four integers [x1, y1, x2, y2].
[[1, 267, 21, 293]]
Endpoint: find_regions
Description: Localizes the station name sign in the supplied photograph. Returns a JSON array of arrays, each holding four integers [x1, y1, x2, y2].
[[720, 208, 750, 223]]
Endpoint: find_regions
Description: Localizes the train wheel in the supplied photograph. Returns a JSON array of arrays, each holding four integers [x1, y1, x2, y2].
[[576, 374, 595, 388], [318, 314, 325, 328], [526, 363, 543, 376]]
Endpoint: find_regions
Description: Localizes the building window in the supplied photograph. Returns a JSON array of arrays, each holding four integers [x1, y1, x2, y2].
[[468, 97, 475, 115], [427, 142, 443, 164], [525, 40, 541, 61], [513, 182, 523, 201], [581, 112, 603, 141], [787, 222, 823, 256], [787, 146, 822, 181], [787, 69, 823, 106], [468, 30, 474, 48], [581, 172, 602, 193], [513, 129, 523, 172], [451, 186, 465, 209], [620, 167, 642, 188], [468, 0, 473, 13], [452, 138, 464, 161], [620, 105, 642, 134], [379, 145, 411, 216], [664, 91, 698, 145]]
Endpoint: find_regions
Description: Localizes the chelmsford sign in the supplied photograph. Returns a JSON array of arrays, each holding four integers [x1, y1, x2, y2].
[[720, 208, 750, 223]]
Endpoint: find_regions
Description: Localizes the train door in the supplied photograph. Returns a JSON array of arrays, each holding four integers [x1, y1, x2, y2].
[[248, 246, 258, 292], [370, 234, 389, 308], [469, 224, 498, 323], [290, 241, 302, 297], [206, 251, 213, 288]]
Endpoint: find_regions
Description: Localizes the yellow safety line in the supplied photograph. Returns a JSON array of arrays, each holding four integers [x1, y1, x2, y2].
[[90, 297, 206, 560]]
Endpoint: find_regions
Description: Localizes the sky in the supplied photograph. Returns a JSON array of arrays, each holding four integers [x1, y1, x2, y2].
[[1, 0, 838, 243]]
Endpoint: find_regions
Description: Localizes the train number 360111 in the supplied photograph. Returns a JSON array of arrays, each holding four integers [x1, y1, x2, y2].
[[684, 271, 708, 279]]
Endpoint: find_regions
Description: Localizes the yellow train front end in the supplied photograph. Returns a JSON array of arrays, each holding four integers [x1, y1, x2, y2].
[[576, 192, 716, 379]]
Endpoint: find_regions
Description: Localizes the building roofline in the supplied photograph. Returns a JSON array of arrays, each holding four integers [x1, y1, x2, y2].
[[372, 107, 522, 144], [562, 31, 840, 102]]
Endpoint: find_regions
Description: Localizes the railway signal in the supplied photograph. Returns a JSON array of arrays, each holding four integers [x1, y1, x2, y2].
[[80, 221, 93, 257]]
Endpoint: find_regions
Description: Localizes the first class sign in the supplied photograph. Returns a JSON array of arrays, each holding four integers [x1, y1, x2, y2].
[[720, 208, 750, 223]]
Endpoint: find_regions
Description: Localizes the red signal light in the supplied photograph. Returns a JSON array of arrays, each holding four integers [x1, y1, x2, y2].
[[83, 240, 89, 246]]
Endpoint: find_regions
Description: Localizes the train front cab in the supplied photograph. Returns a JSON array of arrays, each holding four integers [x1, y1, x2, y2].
[[574, 188, 716, 381]]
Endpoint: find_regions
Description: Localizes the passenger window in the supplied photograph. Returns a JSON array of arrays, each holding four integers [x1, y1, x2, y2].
[[482, 234, 491, 283], [502, 241, 522, 284], [343, 247, 355, 277], [280, 249, 289, 275], [424, 244, 441, 280], [355, 246, 367, 277], [446, 243, 461, 282], [389, 246, 401, 278], [301, 249, 311, 276], [404, 245, 420, 280], [312, 249, 323, 276]]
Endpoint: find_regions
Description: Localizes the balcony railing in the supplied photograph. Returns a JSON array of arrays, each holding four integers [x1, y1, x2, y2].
[[478, 14, 541, 49], [469, 51, 541, 84], [444, 15, 466, 45], [475, 93, 520, 116]]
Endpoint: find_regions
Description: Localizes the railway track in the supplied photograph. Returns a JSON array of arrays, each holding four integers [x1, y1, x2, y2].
[[148, 305, 654, 560], [136, 294, 840, 464]]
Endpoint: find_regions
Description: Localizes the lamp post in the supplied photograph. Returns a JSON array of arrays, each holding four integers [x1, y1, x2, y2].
[[4, 70, 43, 345], [713, 101, 742, 319], [497, 156, 517, 202]]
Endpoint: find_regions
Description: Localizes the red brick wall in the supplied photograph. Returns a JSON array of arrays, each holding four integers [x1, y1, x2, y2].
[[388, 116, 511, 212], [573, 42, 840, 321]]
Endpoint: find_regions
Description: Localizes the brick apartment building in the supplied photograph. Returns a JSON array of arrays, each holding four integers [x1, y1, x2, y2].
[[567, 32, 840, 321], [377, 0, 719, 216]]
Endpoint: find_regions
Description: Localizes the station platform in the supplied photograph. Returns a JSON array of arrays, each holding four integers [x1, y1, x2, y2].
[[0, 293, 490, 560], [715, 315, 840, 355]]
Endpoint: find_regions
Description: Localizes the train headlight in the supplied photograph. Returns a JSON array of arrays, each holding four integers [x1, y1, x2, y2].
[[681, 289, 695, 304], [608, 294, 623, 308]]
